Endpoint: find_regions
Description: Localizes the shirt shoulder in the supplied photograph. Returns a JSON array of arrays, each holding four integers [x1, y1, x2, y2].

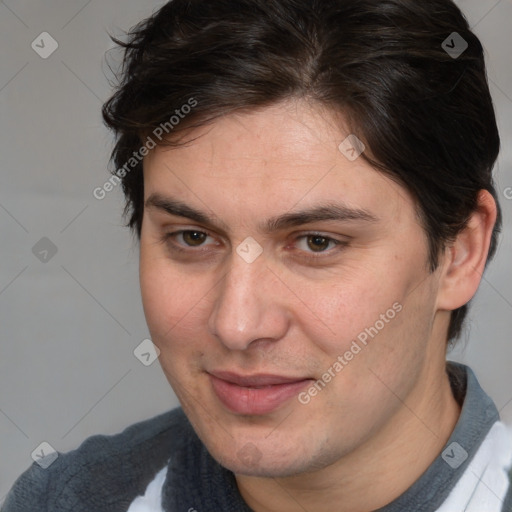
[[502, 459, 512, 511], [2, 407, 190, 512]]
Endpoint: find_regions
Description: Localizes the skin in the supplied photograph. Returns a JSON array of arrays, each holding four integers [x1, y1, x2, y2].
[[139, 99, 497, 512]]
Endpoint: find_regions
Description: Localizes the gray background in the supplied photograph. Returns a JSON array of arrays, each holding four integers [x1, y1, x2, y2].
[[0, 0, 511, 504]]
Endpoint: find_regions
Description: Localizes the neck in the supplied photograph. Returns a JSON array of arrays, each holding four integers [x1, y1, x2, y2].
[[235, 361, 461, 512]]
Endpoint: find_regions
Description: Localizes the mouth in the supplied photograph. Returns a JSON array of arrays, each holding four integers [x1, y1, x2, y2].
[[208, 370, 314, 415]]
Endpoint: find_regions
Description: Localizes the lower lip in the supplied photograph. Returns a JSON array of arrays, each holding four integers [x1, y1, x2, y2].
[[209, 375, 312, 415]]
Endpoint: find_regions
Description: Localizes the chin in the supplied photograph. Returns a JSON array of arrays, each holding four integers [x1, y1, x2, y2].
[[205, 437, 321, 478], [220, 455, 306, 478]]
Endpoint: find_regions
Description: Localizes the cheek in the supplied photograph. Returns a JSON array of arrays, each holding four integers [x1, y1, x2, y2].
[[139, 251, 207, 344], [300, 273, 400, 354], [139, 259, 213, 393], [325, 283, 434, 411], [298, 269, 419, 402]]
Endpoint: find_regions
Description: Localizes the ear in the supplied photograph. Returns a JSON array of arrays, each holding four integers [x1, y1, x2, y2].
[[436, 190, 498, 311]]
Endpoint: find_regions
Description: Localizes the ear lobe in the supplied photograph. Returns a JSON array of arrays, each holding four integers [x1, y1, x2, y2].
[[436, 190, 498, 311]]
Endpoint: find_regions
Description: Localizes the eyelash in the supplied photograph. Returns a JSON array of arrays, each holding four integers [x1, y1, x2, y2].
[[159, 230, 348, 260]]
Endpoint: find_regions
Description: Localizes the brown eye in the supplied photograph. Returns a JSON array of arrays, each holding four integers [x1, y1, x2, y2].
[[306, 235, 331, 252], [181, 231, 208, 247]]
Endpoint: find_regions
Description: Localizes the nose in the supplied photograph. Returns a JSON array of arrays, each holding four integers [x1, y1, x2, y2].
[[207, 251, 289, 351]]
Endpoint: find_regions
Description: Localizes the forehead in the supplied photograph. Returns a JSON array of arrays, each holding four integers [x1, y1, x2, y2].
[[142, 101, 415, 223]]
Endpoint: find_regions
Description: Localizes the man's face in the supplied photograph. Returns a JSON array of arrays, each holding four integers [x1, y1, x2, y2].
[[140, 100, 446, 477]]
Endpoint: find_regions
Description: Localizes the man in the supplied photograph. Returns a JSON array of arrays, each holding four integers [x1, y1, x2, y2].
[[4, 0, 512, 511]]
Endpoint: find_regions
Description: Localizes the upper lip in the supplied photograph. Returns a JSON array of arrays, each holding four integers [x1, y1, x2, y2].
[[209, 370, 311, 387]]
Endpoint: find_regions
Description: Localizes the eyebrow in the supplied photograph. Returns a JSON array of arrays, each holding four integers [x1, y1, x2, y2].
[[145, 193, 379, 233]]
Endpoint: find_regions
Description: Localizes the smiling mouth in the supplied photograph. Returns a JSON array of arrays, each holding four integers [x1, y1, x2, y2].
[[208, 371, 314, 415]]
